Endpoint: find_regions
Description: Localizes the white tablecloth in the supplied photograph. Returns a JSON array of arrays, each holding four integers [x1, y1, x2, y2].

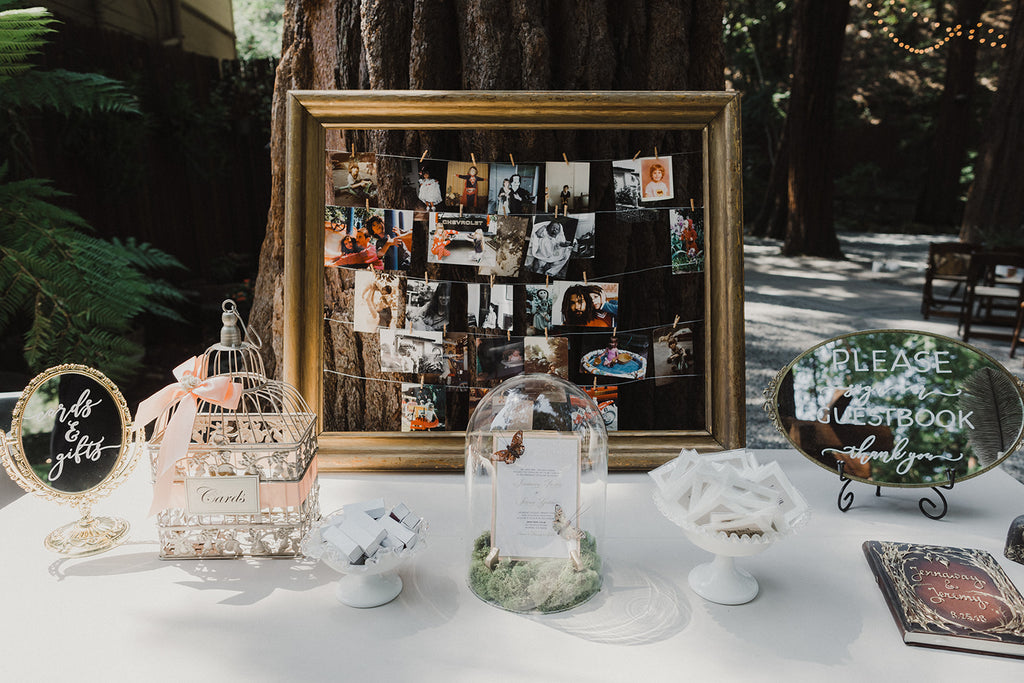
[[2, 449, 1023, 682]]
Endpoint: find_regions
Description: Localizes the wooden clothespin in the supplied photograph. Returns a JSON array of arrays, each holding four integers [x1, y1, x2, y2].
[[352, 144, 357, 157], [420, 150, 429, 163], [443, 322, 447, 335], [544, 326, 548, 339], [545, 274, 550, 286], [612, 326, 617, 337], [654, 146, 659, 159], [509, 153, 515, 168], [592, 376, 598, 390], [365, 198, 370, 210], [673, 314, 680, 330], [471, 153, 477, 167], [507, 329, 511, 341], [419, 374, 424, 388], [489, 273, 495, 288], [554, 205, 559, 218], [690, 198, 695, 212], [632, 149, 641, 160], [563, 152, 569, 166], [582, 271, 588, 284], [424, 270, 429, 285]]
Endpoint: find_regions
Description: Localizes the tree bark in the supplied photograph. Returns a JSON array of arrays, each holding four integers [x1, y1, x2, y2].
[[914, 0, 988, 227], [782, 0, 850, 258], [961, 0, 1024, 245], [750, 123, 788, 239]]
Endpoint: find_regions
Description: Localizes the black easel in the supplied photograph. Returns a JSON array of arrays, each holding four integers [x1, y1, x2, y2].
[[836, 462, 957, 520]]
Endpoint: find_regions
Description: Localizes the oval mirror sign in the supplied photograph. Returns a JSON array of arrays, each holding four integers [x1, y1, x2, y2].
[[767, 330, 1024, 487], [17, 369, 125, 493]]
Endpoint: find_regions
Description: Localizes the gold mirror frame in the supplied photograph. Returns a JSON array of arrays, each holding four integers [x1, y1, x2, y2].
[[0, 364, 138, 555], [763, 329, 1024, 488], [284, 90, 745, 470]]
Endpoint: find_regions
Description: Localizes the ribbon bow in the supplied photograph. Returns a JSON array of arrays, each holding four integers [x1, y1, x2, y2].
[[135, 357, 242, 516]]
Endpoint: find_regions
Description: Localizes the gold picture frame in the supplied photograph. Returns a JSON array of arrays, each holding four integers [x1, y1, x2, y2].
[[284, 90, 745, 471]]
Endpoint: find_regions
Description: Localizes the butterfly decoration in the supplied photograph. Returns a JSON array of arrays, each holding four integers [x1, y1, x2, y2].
[[553, 504, 584, 541], [491, 430, 525, 465]]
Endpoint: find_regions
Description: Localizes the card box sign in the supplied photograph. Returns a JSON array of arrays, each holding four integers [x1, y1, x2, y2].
[[185, 476, 261, 515], [766, 330, 1024, 487], [18, 371, 125, 494]]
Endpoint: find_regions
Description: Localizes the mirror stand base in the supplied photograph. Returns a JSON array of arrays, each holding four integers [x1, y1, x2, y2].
[[836, 462, 956, 521], [44, 515, 130, 557]]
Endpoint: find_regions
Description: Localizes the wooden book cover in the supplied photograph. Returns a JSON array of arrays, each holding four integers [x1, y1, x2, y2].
[[863, 540, 1024, 658]]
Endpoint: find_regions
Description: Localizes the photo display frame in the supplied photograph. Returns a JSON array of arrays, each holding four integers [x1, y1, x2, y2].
[[284, 91, 745, 470]]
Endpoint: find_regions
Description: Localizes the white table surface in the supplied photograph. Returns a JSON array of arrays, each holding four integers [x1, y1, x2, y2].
[[3, 449, 1023, 682]]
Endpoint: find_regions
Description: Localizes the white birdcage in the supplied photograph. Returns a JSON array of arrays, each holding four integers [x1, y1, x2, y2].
[[146, 301, 319, 559]]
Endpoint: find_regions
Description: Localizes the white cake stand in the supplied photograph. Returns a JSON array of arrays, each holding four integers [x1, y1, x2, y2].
[[682, 526, 770, 605], [327, 553, 408, 608], [302, 513, 426, 608], [653, 490, 799, 606]]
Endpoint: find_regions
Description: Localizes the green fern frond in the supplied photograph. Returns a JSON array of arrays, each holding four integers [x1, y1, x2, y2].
[[1, 170, 187, 382], [0, 6, 56, 78], [2, 69, 139, 114]]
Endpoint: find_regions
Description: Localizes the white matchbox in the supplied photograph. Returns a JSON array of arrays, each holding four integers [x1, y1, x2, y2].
[[322, 525, 365, 563]]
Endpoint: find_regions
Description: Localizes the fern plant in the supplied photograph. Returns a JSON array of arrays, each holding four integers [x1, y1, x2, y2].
[[0, 3, 185, 384]]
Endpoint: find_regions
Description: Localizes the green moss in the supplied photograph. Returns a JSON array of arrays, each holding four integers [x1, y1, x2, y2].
[[467, 531, 602, 613]]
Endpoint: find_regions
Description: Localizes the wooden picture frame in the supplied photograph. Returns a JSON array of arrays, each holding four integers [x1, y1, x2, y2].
[[284, 90, 745, 471]]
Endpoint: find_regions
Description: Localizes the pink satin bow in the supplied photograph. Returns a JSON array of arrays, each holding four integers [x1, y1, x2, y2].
[[135, 357, 242, 516]]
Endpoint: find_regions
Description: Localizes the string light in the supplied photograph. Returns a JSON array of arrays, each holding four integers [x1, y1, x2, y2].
[[865, 2, 1009, 54]]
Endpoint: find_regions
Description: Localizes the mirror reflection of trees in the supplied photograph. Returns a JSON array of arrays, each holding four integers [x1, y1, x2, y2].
[[780, 332, 1023, 485]]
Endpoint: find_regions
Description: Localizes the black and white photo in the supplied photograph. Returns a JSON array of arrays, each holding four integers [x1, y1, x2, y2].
[[379, 329, 444, 374], [487, 162, 541, 215], [405, 280, 452, 332], [524, 214, 578, 279], [544, 161, 590, 213], [467, 283, 514, 331]]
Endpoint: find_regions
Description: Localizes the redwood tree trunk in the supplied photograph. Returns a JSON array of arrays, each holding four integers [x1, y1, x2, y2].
[[782, 0, 849, 258], [914, 0, 988, 226], [961, 0, 1024, 244], [751, 123, 788, 239], [250, 0, 726, 390]]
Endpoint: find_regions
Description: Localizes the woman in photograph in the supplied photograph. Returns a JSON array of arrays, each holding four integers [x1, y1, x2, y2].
[[585, 284, 618, 319], [367, 215, 411, 270], [643, 162, 669, 200], [507, 174, 535, 214], [528, 220, 575, 277], [409, 284, 451, 331], [482, 303, 499, 329], [456, 165, 486, 212], [418, 168, 443, 210]]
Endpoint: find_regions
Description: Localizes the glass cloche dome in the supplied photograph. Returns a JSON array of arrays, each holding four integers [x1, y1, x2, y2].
[[465, 373, 607, 613]]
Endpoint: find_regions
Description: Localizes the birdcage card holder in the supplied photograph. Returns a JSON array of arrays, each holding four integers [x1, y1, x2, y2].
[[142, 302, 321, 559]]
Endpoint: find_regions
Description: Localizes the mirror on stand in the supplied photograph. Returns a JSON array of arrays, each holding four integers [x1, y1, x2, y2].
[[0, 364, 139, 556]]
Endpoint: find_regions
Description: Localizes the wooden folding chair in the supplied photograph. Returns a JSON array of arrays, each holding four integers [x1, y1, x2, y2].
[[921, 241, 976, 319]]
